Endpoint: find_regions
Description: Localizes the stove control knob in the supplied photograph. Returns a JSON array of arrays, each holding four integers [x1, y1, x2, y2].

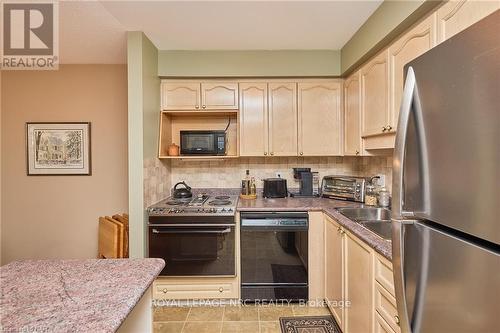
[[228, 208, 233, 212], [221, 208, 226, 212]]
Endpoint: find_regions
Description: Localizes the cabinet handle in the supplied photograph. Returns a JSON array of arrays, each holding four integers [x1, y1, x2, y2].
[[395, 315, 400, 325], [355, 150, 360, 155], [202, 105, 206, 109], [162, 288, 168, 294], [340, 230, 345, 235], [270, 152, 274, 156], [382, 126, 387, 132], [387, 125, 393, 131], [195, 105, 199, 109], [337, 227, 341, 233], [219, 287, 224, 293], [299, 152, 303, 156], [264, 152, 267, 156]]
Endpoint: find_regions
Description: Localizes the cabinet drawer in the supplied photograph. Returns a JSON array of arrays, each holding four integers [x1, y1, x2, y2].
[[153, 281, 237, 300], [375, 311, 397, 333], [374, 254, 395, 296], [374, 282, 400, 333]]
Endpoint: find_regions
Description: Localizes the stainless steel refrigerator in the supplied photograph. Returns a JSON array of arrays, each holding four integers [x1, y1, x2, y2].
[[392, 10, 500, 333]]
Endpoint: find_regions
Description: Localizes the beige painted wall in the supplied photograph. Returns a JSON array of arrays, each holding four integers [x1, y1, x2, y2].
[[1, 65, 128, 264], [158, 50, 341, 77]]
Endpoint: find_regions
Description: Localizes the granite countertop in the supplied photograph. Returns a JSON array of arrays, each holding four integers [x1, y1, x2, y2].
[[237, 196, 392, 260], [0, 258, 165, 333]]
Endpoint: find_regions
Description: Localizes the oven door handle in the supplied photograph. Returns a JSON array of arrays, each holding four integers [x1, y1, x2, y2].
[[152, 227, 232, 234]]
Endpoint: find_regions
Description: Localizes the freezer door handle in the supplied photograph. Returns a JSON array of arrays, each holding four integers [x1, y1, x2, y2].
[[392, 219, 413, 333]]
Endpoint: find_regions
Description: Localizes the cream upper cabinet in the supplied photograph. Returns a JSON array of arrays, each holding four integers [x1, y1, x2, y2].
[[201, 82, 239, 110], [388, 14, 436, 129], [239, 83, 268, 156], [268, 83, 298, 156], [324, 216, 345, 331], [161, 81, 201, 110], [436, 0, 500, 44], [361, 50, 390, 137], [344, 231, 373, 333], [298, 81, 343, 156], [344, 72, 362, 156]]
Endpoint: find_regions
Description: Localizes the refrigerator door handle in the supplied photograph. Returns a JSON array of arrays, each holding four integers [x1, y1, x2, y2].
[[392, 219, 413, 333], [392, 67, 415, 218]]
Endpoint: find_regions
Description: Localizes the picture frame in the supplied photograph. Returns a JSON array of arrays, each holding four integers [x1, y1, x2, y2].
[[26, 122, 91, 176]]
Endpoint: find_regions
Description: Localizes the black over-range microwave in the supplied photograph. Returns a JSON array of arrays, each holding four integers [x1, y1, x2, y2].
[[180, 130, 226, 155]]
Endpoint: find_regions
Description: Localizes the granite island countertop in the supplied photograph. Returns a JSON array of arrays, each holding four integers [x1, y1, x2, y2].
[[0, 258, 165, 333], [237, 196, 392, 260]]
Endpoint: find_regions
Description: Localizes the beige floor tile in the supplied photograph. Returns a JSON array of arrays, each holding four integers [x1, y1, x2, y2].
[[153, 307, 190, 321], [221, 321, 260, 333], [260, 321, 281, 333], [186, 307, 224, 321], [153, 322, 185, 333], [223, 306, 259, 321], [258, 306, 294, 321], [291, 305, 332, 316], [182, 321, 222, 333]]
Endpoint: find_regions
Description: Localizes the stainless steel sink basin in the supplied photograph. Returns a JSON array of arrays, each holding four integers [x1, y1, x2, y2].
[[358, 221, 392, 240], [337, 207, 392, 241], [337, 207, 391, 222]]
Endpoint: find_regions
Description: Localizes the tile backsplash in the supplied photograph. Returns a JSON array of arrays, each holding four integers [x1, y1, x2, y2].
[[168, 156, 393, 192], [144, 157, 171, 207]]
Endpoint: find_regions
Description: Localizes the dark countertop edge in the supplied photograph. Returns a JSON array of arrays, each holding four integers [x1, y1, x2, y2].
[[236, 202, 392, 261]]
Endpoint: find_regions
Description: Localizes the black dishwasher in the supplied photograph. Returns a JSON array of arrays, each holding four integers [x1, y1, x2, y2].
[[240, 211, 308, 302]]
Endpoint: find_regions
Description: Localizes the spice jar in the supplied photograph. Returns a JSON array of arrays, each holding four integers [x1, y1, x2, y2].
[[378, 187, 390, 207], [365, 185, 378, 206]]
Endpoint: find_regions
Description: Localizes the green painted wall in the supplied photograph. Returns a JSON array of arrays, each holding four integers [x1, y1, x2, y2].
[[127, 32, 159, 258], [158, 50, 341, 77], [341, 0, 441, 74]]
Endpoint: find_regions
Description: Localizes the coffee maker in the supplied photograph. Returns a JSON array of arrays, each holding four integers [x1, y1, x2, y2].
[[289, 168, 319, 197]]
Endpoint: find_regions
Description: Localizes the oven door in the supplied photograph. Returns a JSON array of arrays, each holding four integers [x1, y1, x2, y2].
[[148, 225, 235, 276]]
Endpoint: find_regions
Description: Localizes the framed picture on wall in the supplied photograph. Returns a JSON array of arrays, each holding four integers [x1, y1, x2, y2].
[[26, 122, 91, 175]]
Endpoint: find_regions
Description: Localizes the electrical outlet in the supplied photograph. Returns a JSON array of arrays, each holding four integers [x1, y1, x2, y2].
[[376, 174, 386, 187]]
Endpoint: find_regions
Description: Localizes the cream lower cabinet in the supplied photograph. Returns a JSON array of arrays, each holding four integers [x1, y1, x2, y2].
[[344, 230, 374, 333], [298, 81, 343, 156], [324, 215, 345, 330], [344, 71, 362, 156], [239, 83, 269, 156], [324, 214, 400, 333], [436, 0, 500, 44]]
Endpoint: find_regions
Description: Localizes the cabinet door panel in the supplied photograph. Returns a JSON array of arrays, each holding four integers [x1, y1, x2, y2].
[[201, 82, 239, 110], [268, 83, 298, 156], [361, 50, 389, 137], [344, 232, 373, 333], [161, 82, 200, 110], [389, 14, 436, 129], [325, 217, 344, 330], [344, 72, 361, 156], [239, 83, 268, 156], [437, 0, 500, 44], [298, 82, 342, 156]]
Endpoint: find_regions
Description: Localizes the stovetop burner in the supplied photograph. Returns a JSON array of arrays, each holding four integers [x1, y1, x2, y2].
[[165, 199, 189, 205], [208, 199, 231, 206], [214, 195, 230, 200]]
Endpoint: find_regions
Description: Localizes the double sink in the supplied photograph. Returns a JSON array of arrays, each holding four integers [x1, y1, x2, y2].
[[337, 207, 392, 241]]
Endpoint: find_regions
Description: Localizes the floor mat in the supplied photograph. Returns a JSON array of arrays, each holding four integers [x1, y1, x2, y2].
[[280, 315, 341, 333]]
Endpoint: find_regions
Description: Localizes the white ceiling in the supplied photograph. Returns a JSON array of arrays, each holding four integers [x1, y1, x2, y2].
[[59, 0, 383, 64]]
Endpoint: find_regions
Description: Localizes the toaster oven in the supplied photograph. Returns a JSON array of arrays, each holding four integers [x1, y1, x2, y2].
[[321, 176, 368, 202]]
